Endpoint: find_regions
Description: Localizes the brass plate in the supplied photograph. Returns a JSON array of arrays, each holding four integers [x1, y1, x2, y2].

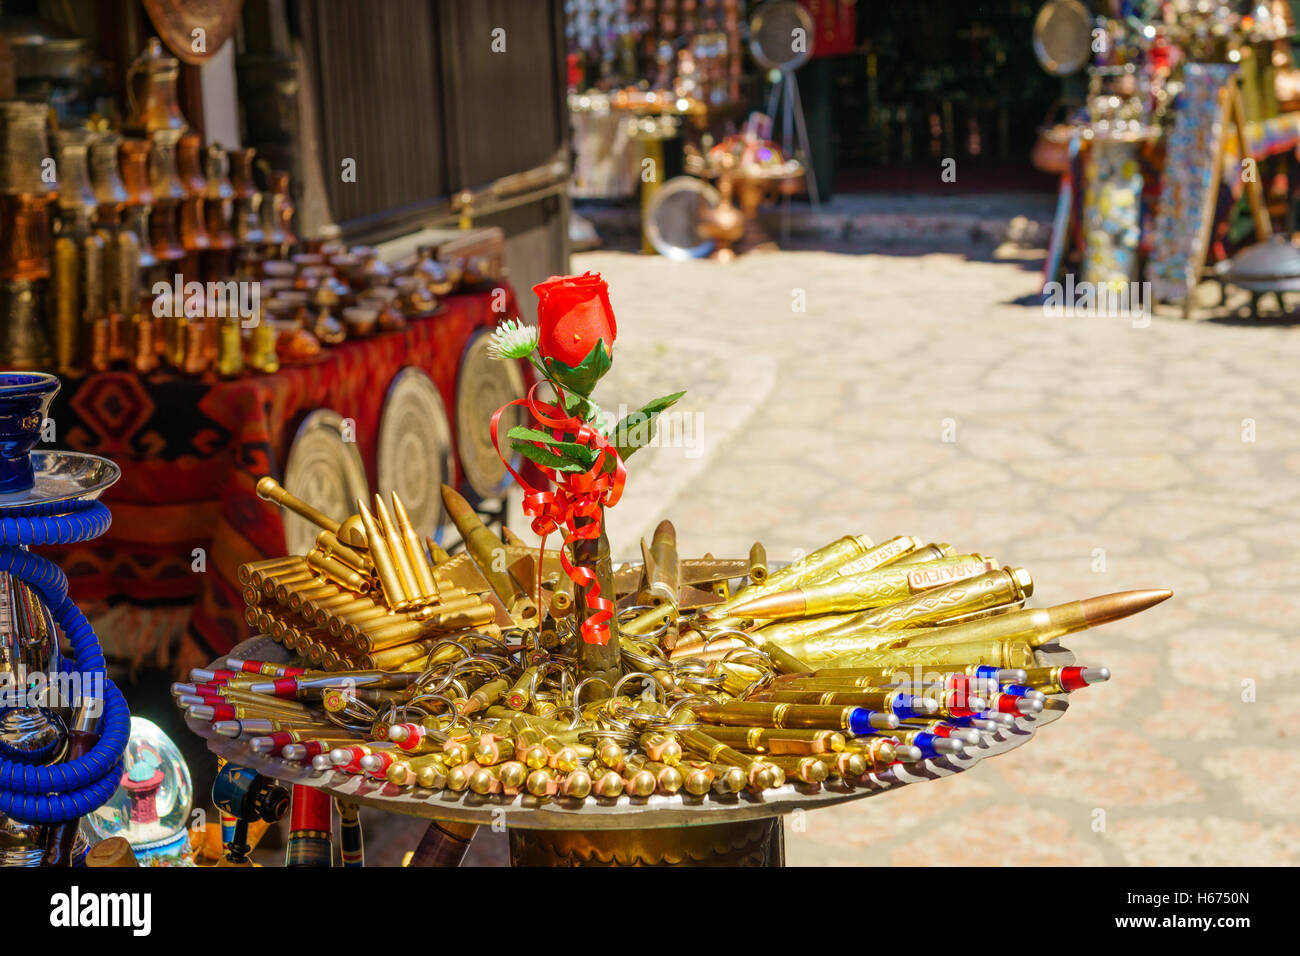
[[1033, 0, 1092, 77], [142, 0, 244, 65], [191, 636, 1074, 831], [377, 367, 454, 537], [645, 176, 719, 261], [454, 329, 525, 499], [281, 409, 368, 556]]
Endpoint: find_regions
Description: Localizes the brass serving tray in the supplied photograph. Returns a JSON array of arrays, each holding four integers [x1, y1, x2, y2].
[[190, 637, 1073, 831]]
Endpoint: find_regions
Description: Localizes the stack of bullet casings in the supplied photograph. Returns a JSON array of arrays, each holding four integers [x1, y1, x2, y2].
[[180, 501, 1156, 805], [239, 479, 499, 672]]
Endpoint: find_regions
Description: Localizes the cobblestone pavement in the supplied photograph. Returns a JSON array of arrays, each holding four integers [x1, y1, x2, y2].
[[560, 246, 1300, 867]]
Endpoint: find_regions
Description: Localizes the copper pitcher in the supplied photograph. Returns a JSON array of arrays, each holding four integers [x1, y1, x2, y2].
[[147, 127, 185, 265], [0, 193, 52, 280], [177, 132, 210, 270], [123, 38, 186, 135]]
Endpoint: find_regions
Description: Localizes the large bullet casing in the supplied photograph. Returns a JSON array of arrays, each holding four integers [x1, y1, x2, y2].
[[840, 567, 1032, 630], [639, 520, 680, 606], [884, 543, 953, 565], [695, 701, 864, 731], [704, 534, 876, 618], [821, 640, 1036, 671], [787, 594, 1134, 663], [374, 495, 419, 604], [441, 484, 537, 625], [763, 554, 998, 623], [801, 535, 920, 584]]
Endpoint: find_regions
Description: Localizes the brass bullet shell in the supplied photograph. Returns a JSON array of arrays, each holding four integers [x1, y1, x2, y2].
[[357, 497, 410, 610], [263, 568, 314, 598], [307, 595, 377, 624], [890, 543, 954, 565], [356, 601, 496, 652], [550, 578, 576, 618], [307, 548, 370, 593], [391, 493, 440, 600], [705, 534, 875, 619], [315, 529, 369, 574], [748, 541, 768, 584], [330, 606, 391, 637], [375, 494, 420, 603], [639, 519, 680, 606], [731, 554, 997, 622], [287, 582, 342, 610], [425, 536, 451, 566], [762, 754, 828, 785], [238, 555, 302, 585], [440, 484, 537, 624], [560, 768, 592, 799]]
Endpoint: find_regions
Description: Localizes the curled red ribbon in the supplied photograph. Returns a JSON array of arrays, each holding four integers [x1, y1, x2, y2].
[[490, 383, 626, 644]]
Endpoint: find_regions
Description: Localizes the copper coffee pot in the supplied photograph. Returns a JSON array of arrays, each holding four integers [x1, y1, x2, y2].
[[123, 38, 186, 136], [119, 137, 158, 271], [177, 132, 211, 277], [203, 143, 237, 278], [0, 99, 55, 283], [146, 126, 186, 268]]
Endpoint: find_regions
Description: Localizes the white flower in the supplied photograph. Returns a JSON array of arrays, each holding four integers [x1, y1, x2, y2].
[[485, 318, 539, 360]]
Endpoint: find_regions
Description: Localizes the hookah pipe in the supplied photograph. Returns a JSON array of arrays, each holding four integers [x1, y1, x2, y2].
[[211, 763, 290, 865], [0, 373, 130, 864]]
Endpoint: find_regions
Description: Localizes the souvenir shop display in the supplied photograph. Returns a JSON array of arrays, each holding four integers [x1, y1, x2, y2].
[[1039, 0, 1289, 313], [177, 273, 1172, 867]]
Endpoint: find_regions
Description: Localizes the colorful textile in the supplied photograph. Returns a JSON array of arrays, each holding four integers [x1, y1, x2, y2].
[[44, 285, 515, 657]]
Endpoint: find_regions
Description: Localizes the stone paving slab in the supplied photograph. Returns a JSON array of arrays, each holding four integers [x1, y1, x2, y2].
[[543, 247, 1300, 867]]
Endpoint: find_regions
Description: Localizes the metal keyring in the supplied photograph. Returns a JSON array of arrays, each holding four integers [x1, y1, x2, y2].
[[666, 694, 714, 722], [612, 671, 666, 702], [572, 676, 613, 713], [403, 691, 466, 733]]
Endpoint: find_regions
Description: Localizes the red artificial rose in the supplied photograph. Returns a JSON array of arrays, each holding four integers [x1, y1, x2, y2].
[[532, 272, 617, 368]]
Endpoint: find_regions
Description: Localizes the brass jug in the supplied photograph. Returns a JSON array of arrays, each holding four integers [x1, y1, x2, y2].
[[0, 279, 49, 369], [52, 128, 96, 212], [89, 130, 129, 228], [0, 99, 54, 195], [123, 38, 186, 136]]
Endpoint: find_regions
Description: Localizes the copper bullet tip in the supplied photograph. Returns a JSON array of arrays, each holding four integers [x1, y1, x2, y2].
[[1080, 589, 1173, 628], [652, 519, 676, 545]]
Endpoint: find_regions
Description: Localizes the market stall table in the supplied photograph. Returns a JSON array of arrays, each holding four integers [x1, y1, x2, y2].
[[42, 285, 516, 663]]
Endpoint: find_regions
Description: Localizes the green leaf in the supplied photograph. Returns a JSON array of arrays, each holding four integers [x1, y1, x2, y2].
[[507, 425, 562, 445], [543, 340, 613, 397], [510, 440, 590, 473], [507, 426, 600, 468], [611, 390, 686, 461]]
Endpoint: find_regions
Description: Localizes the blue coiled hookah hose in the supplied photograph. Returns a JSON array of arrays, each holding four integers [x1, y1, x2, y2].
[[0, 498, 129, 825]]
